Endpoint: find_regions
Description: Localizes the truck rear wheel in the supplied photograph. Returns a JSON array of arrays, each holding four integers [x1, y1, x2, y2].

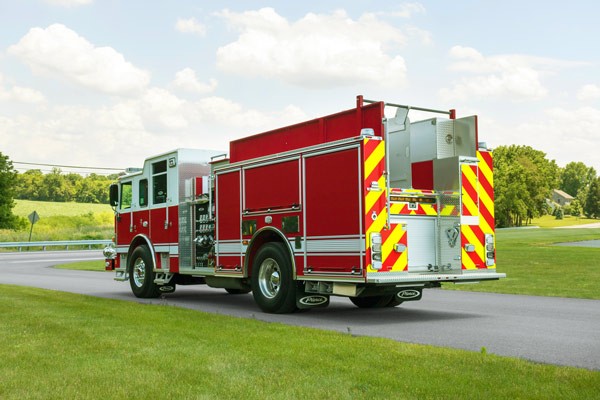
[[350, 295, 394, 308], [251, 243, 297, 314], [129, 246, 160, 298]]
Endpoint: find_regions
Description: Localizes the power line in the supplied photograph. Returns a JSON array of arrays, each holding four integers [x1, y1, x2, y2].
[[13, 167, 117, 176], [13, 161, 125, 171]]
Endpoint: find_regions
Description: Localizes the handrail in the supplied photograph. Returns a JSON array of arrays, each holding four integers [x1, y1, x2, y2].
[[362, 98, 453, 116], [0, 239, 112, 251]]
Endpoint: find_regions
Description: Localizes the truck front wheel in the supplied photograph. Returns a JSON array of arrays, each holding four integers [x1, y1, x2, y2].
[[129, 246, 160, 298], [251, 243, 296, 314]]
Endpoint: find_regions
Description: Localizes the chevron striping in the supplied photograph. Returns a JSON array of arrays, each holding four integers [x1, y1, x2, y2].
[[381, 225, 407, 272], [382, 224, 404, 261], [364, 140, 385, 182], [365, 175, 386, 215], [461, 224, 485, 270]]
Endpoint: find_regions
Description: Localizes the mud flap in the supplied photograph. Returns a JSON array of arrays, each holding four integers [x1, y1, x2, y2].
[[158, 285, 176, 294], [296, 288, 330, 310], [395, 288, 423, 302]]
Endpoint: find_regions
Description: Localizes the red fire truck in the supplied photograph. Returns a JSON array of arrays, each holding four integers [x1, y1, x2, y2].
[[104, 96, 504, 313]]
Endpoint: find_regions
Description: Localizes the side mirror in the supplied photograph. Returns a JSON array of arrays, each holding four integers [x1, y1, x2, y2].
[[109, 184, 119, 208]]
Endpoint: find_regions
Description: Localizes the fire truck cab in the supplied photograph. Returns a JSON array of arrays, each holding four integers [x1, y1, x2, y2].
[[105, 96, 504, 313]]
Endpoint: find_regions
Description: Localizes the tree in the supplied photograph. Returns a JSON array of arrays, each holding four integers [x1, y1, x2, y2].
[[14, 169, 115, 203], [0, 152, 22, 229], [569, 199, 581, 217], [494, 158, 529, 227], [39, 168, 74, 202], [493, 145, 559, 227], [583, 177, 600, 218], [560, 162, 596, 198], [14, 169, 44, 200]]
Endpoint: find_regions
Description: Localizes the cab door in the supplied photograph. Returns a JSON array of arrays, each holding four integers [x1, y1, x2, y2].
[[134, 178, 150, 238]]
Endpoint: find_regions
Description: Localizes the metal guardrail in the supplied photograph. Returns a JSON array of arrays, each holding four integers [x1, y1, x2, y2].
[[0, 239, 112, 251]]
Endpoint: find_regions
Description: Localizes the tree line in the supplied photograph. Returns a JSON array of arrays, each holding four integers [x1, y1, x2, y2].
[[0, 152, 117, 230], [1, 148, 600, 230], [493, 145, 599, 227], [14, 168, 118, 204]]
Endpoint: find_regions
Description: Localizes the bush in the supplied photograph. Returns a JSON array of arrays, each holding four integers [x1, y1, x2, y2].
[[555, 208, 564, 220]]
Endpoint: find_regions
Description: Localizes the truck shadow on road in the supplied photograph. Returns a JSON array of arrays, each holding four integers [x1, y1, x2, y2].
[[134, 288, 483, 327]]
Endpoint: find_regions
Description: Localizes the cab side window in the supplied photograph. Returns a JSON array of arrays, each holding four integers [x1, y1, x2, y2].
[[153, 160, 167, 204], [139, 179, 148, 207], [120, 182, 133, 210]]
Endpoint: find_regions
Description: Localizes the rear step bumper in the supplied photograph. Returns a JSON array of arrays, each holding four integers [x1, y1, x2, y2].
[[367, 271, 506, 284]]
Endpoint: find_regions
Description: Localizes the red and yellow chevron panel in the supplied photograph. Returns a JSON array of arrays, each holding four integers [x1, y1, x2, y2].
[[478, 151, 495, 236], [389, 188, 438, 216], [461, 224, 486, 269], [381, 223, 408, 272], [461, 151, 495, 270], [363, 139, 411, 273], [461, 164, 479, 217], [363, 138, 387, 273], [363, 137, 386, 233]]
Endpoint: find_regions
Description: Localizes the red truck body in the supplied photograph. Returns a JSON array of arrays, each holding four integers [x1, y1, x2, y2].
[[105, 96, 504, 313]]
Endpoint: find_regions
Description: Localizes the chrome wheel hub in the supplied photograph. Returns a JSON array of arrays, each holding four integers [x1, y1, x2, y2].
[[132, 258, 145, 287], [258, 258, 281, 299]]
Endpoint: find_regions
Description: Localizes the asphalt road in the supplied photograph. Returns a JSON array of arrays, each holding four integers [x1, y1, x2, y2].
[[1, 250, 599, 370]]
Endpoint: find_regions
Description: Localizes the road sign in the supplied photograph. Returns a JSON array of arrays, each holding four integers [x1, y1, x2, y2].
[[28, 211, 40, 244], [28, 211, 40, 225]]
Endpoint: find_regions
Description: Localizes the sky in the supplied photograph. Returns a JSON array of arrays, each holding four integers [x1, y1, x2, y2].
[[1, 0, 599, 176]]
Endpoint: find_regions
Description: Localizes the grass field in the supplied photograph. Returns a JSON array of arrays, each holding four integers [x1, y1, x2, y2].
[[446, 227, 600, 299], [13, 199, 112, 217], [53, 260, 107, 271], [0, 285, 598, 400], [1, 200, 114, 243], [528, 214, 599, 228]]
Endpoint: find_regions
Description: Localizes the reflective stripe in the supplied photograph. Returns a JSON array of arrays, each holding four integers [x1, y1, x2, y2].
[[306, 238, 365, 253], [461, 151, 495, 270]]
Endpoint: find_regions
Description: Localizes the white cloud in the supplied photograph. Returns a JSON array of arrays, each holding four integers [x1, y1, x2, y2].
[[215, 8, 409, 88], [4, 86, 46, 104], [486, 106, 600, 172], [172, 68, 217, 94], [44, 0, 93, 7], [175, 18, 207, 36], [404, 25, 433, 45], [440, 46, 558, 102], [577, 84, 600, 101], [8, 24, 150, 96], [388, 3, 426, 18], [139, 87, 189, 131], [0, 73, 45, 104], [0, 85, 309, 168]]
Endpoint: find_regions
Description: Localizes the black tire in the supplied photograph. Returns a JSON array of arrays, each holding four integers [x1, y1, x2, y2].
[[251, 243, 297, 313], [350, 295, 395, 308], [129, 246, 160, 298], [225, 288, 251, 295]]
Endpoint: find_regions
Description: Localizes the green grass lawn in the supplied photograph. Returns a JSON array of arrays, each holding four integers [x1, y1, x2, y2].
[[446, 228, 600, 299], [53, 260, 107, 271], [0, 285, 597, 400], [528, 214, 599, 228]]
